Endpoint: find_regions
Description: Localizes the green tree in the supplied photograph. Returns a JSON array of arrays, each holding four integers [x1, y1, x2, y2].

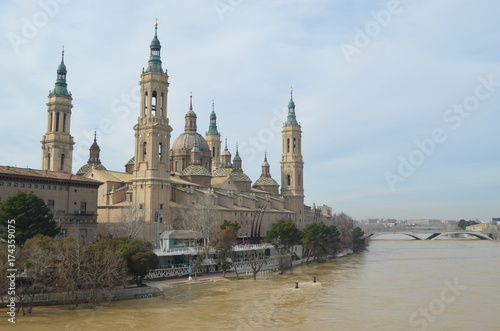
[[0, 191, 59, 245], [302, 222, 340, 260], [352, 227, 368, 253], [220, 220, 241, 233], [212, 227, 237, 277], [112, 237, 159, 286], [458, 219, 481, 230], [265, 220, 302, 273]]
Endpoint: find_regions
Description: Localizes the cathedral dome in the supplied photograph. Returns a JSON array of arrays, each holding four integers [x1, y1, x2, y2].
[[171, 132, 210, 153], [76, 163, 106, 176], [254, 177, 279, 186]]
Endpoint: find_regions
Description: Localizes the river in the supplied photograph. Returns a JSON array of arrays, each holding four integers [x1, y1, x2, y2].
[[6, 238, 500, 330]]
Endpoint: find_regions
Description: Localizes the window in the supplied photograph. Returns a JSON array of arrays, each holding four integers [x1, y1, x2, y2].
[[0, 182, 3, 186], [59, 186, 63, 190], [152, 91, 157, 116], [160, 93, 164, 116], [27, 184, 31, 188], [287, 138, 290, 153], [47, 200, 55, 209], [80, 202, 87, 213], [144, 92, 148, 116], [139, 204, 144, 210], [55, 112, 60, 131], [47, 185, 50, 190], [142, 142, 147, 161], [160, 204, 163, 210], [13, 183, 18, 187], [34, 184, 38, 189], [60, 154, 65, 171], [63, 113, 67, 132], [287, 174, 291, 186], [20, 183, 25, 188], [293, 138, 297, 152], [159, 142, 163, 161], [53, 186, 57, 190], [6, 182, 10, 187]]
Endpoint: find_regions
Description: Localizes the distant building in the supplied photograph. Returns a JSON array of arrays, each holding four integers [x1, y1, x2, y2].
[[0, 166, 101, 242]]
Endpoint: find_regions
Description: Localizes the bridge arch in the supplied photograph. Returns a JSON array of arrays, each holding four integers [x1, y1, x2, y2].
[[429, 231, 492, 240], [368, 232, 422, 240]]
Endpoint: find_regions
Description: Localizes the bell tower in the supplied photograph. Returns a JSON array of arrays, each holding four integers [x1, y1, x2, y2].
[[205, 100, 221, 171], [280, 89, 305, 227], [132, 22, 172, 240], [41, 49, 75, 173]]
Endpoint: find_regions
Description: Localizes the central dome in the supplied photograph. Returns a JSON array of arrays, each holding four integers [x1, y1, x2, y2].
[[171, 132, 210, 152]]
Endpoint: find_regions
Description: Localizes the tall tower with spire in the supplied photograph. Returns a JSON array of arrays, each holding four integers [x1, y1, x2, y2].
[[41, 49, 75, 173], [206, 100, 221, 171], [280, 89, 305, 227], [132, 22, 172, 237]]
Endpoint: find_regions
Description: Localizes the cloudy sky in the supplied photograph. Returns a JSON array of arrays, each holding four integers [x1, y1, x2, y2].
[[1, 0, 499, 222]]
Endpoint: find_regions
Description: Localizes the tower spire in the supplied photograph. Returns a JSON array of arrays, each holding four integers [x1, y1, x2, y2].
[[207, 99, 220, 135], [51, 47, 70, 96], [145, 20, 164, 73], [285, 87, 298, 126]]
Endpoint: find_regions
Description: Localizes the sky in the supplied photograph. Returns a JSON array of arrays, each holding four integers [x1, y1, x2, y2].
[[0, 0, 499, 222]]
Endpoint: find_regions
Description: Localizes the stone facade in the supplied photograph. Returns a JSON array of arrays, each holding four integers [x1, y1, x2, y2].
[[0, 166, 101, 242]]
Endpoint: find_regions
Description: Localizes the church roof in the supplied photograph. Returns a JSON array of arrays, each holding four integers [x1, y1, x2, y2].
[[254, 177, 279, 186], [181, 165, 211, 176], [230, 172, 252, 182], [0, 166, 101, 186], [212, 167, 232, 177], [171, 132, 210, 152], [86, 169, 132, 183], [76, 163, 107, 176]]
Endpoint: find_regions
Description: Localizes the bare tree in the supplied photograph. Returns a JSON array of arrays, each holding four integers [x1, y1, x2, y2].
[[84, 240, 127, 306], [107, 203, 145, 239], [53, 236, 88, 307], [333, 213, 354, 250], [182, 191, 220, 245], [248, 250, 265, 280]]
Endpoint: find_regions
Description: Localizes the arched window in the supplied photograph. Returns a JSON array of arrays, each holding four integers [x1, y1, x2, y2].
[[63, 113, 67, 132], [287, 138, 290, 153], [60, 154, 65, 171], [158, 142, 163, 161], [287, 174, 291, 186], [152, 91, 157, 116], [144, 92, 148, 116], [160, 93, 164, 116], [49, 113, 53, 132], [142, 142, 147, 161], [293, 138, 297, 152], [55, 112, 60, 131], [47, 153, 51, 170]]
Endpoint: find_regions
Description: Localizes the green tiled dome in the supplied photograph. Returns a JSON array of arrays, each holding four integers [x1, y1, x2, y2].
[[181, 165, 211, 176]]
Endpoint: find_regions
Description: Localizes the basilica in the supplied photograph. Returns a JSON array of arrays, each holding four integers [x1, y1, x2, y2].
[[38, 24, 322, 242]]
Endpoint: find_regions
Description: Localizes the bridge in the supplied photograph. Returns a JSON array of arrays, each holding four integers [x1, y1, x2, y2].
[[367, 230, 493, 240]]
